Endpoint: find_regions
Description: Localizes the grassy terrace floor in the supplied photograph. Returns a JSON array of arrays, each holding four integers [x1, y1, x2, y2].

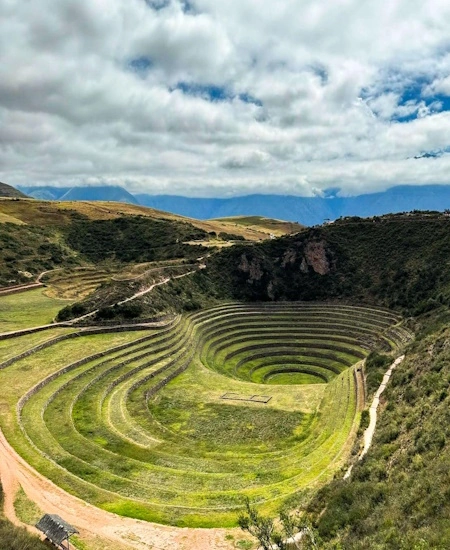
[[0, 301, 405, 527], [0, 289, 69, 332]]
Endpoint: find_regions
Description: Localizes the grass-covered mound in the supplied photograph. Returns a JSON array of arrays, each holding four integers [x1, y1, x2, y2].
[[1, 302, 404, 527]]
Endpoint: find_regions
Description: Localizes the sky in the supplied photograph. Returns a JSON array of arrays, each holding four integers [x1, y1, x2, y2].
[[1, 0, 450, 198]]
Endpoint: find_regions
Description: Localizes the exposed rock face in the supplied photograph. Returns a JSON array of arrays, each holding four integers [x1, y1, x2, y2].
[[303, 240, 331, 275], [238, 254, 250, 273], [300, 257, 309, 273], [281, 249, 297, 267], [238, 254, 264, 281]]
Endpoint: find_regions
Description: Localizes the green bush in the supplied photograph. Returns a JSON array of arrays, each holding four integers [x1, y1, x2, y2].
[[365, 352, 391, 396], [56, 303, 86, 321]]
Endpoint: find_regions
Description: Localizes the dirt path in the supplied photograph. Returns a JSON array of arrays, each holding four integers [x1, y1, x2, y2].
[[118, 269, 198, 304], [0, 268, 65, 295], [69, 276, 173, 322], [112, 264, 198, 283], [117, 277, 171, 305], [360, 354, 405, 459], [70, 270, 197, 324], [0, 427, 235, 550], [344, 354, 405, 480], [0, 440, 22, 527]]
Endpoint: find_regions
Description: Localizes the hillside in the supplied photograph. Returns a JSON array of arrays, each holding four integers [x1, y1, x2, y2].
[[0, 182, 27, 199], [307, 308, 450, 548], [0, 197, 299, 290], [46, 210, 450, 321], [0, 198, 209, 286], [0, 198, 296, 242], [197, 212, 450, 315]]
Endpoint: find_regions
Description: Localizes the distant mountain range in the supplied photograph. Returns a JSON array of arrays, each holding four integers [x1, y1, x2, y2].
[[16, 184, 450, 226], [18, 185, 139, 204]]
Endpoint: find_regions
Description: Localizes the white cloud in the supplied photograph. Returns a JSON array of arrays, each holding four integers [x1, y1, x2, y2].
[[0, 0, 450, 197], [424, 75, 450, 97]]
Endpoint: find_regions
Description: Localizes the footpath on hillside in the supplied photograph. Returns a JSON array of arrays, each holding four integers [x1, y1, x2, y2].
[[344, 355, 405, 479]]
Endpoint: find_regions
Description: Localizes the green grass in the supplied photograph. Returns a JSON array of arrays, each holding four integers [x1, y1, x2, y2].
[[0, 289, 70, 331], [0, 327, 75, 362], [265, 371, 325, 385], [0, 483, 48, 550], [13, 487, 42, 525], [0, 302, 404, 527]]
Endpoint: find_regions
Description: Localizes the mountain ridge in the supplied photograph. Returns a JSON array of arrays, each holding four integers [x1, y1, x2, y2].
[[17, 183, 450, 225]]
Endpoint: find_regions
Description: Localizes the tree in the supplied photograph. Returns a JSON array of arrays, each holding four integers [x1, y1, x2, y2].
[[237, 498, 321, 549]]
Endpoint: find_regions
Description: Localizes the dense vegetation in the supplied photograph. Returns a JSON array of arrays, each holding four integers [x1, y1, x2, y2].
[[65, 216, 207, 263], [0, 223, 75, 285], [200, 213, 450, 315], [306, 308, 450, 549]]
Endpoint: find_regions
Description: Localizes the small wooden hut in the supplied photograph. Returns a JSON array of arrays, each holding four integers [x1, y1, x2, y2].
[[36, 514, 79, 549]]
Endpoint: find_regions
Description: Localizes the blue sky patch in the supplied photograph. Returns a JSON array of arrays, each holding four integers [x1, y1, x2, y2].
[[144, 0, 170, 10], [323, 187, 341, 198], [363, 71, 450, 123], [413, 147, 450, 159], [429, 94, 450, 112], [310, 64, 328, 85], [173, 82, 263, 107], [175, 83, 230, 101], [180, 0, 196, 14], [238, 93, 263, 107], [128, 56, 154, 76]]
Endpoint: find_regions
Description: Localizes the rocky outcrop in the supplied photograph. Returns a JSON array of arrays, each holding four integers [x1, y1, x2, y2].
[[281, 249, 297, 267], [238, 254, 264, 281], [303, 240, 331, 275]]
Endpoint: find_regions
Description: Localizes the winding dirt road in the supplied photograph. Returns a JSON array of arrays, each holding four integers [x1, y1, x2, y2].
[[0, 427, 235, 550]]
